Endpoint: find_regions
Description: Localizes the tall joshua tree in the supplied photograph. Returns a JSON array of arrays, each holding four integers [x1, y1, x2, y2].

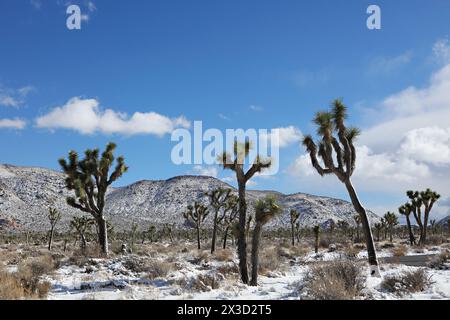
[[313, 225, 320, 254], [399, 203, 416, 245], [184, 201, 209, 250], [220, 194, 239, 249], [302, 99, 380, 276], [407, 189, 440, 245], [206, 187, 232, 254], [219, 140, 271, 284], [250, 196, 282, 286], [290, 209, 300, 246], [47, 207, 61, 251], [70, 216, 93, 249], [384, 211, 398, 243], [59, 142, 128, 256]]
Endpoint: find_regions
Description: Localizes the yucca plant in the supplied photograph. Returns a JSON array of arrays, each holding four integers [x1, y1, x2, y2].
[[219, 139, 271, 284], [47, 207, 62, 251], [183, 201, 209, 250], [206, 187, 233, 254], [384, 211, 398, 243], [250, 196, 282, 286], [399, 203, 416, 245], [302, 99, 380, 276], [59, 142, 128, 256], [290, 209, 300, 246]]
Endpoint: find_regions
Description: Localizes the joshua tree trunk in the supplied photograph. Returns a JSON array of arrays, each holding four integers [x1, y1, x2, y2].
[[314, 229, 319, 254], [389, 228, 393, 243], [97, 216, 109, 256], [407, 222, 415, 245], [196, 225, 201, 250], [250, 222, 262, 286], [222, 227, 229, 249], [48, 227, 55, 251], [291, 223, 295, 246], [345, 180, 380, 276], [237, 181, 249, 284], [211, 210, 219, 254]]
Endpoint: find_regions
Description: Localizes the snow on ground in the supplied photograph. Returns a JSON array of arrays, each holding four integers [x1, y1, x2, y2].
[[42, 246, 450, 300]]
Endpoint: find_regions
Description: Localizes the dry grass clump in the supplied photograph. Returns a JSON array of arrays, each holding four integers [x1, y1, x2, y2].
[[0, 270, 27, 299], [426, 235, 446, 246], [343, 245, 360, 259], [300, 259, 365, 300], [189, 250, 209, 265], [216, 263, 239, 279], [179, 273, 224, 292], [0, 255, 55, 299], [391, 245, 408, 257], [123, 256, 172, 279], [428, 250, 450, 270], [213, 249, 234, 262], [258, 246, 281, 274], [380, 269, 432, 296]]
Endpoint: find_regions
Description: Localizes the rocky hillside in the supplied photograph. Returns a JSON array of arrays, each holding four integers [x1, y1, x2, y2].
[[0, 164, 380, 232]]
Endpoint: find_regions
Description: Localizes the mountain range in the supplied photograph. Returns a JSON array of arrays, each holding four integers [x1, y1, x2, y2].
[[0, 164, 381, 232]]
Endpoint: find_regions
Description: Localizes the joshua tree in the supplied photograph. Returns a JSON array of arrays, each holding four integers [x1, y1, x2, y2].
[[184, 201, 209, 250], [220, 194, 239, 249], [47, 207, 61, 251], [250, 196, 282, 286], [302, 99, 380, 276], [162, 223, 174, 243], [206, 187, 232, 254], [313, 225, 320, 253], [295, 222, 301, 244], [70, 216, 93, 249], [219, 139, 271, 284], [406, 189, 440, 245], [399, 203, 416, 245], [384, 212, 398, 243], [353, 215, 361, 242], [337, 220, 350, 239], [245, 215, 253, 244], [374, 222, 382, 242], [59, 142, 128, 256], [328, 220, 336, 242], [129, 222, 139, 252], [289, 209, 300, 246], [380, 218, 387, 240]]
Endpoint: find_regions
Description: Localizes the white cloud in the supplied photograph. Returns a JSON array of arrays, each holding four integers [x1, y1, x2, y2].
[[399, 127, 450, 165], [259, 126, 302, 148], [0, 85, 34, 108], [192, 165, 218, 178], [35, 97, 190, 136], [0, 118, 26, 130], [87, 1, 96, 12], [433, 38, 450, 65], [368, 51, 412, 75], [360, 64, 450, 152], [249, 105, 263, 112], [218, 113, 230, 121], [30, 0, 42, 10]]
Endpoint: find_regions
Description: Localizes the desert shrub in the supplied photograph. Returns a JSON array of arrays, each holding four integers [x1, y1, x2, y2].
[[380, 269, 432, 296], [319, 237, 330, 249], [0, 271, 26, 299], [426, 235, 446, 246], [216, 263, 239, 278], [181, 273, 225, 292], [428, 250, 450, 270], [14, 256, 55, 299], [259, 247, 281, 274], [343, 245, 360, 259], [391, 245, 408, 257], [189, 250, 209, 265], [300, 259, 365, 300], [213, 249, 233, 262], [145, 261, 172, 280]]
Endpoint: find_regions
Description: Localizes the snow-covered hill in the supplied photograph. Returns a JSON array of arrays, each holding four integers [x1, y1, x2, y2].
[[0, 164, 380, 232]]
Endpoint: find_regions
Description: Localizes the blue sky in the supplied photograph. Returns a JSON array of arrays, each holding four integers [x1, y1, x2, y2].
[[1, 0, 450, 218]]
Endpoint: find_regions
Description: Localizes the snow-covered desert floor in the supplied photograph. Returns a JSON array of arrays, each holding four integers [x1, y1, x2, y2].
[[1, 240, 449, 300]]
